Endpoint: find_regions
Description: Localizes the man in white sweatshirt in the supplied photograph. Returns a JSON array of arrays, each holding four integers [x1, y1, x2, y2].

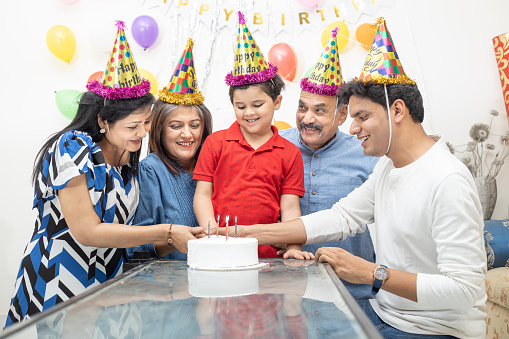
[[228, 77, 487, 339]]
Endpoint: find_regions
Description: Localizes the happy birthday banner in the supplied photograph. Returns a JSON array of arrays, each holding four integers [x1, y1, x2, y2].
[[140, 0, 392, 36]]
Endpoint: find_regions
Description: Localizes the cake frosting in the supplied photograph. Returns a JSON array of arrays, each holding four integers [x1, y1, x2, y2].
[[188, 268, 259, 297], [187, 235, 259, 270]]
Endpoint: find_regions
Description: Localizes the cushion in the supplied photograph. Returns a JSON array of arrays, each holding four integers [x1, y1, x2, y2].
[[486, 299, 509, 339], [485, 267, 509, 309], [484, 219, 509, 270]]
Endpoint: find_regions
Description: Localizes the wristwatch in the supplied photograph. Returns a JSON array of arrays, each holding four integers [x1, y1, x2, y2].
[[372, 265, 389, 295]]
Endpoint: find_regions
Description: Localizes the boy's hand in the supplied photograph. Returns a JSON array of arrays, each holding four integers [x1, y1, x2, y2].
[[281, 248, 315, 260]]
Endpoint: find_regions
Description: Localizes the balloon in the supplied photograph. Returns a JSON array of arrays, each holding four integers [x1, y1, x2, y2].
[[132, 16, 159, 50], [46, 25, 76, 64], [356, 23, 376, 51], [273, 120, 292, 130], [139, 68, 159, 96], [58, 0, 79, 3], [321, 21, 349, 53], [296, 0, 321, 7], [55, 90, 82, 119], [268, 43, 297, 82], [304, 65, 314, 78], [87, 71, 103, 84]]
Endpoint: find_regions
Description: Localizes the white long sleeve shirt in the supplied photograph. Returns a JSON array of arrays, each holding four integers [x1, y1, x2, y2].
[[301, 138, 487, 339]]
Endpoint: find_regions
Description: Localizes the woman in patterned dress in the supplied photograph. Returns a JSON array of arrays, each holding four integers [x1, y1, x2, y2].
[[5, 90, 204, 327]]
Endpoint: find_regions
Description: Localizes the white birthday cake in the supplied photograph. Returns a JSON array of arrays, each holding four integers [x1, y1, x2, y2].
[[187, 235, 261, 270], [188, 268, 259, 297]]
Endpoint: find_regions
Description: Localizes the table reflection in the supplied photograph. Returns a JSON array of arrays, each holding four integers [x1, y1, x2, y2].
[[2, 260, 378, 339]]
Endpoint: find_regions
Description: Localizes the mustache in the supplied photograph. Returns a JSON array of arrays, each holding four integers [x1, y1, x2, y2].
[[299, 121, 323, 132]]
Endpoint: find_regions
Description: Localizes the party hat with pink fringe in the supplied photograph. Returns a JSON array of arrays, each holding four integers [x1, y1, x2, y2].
[[300, 27, 344, 96], [225, 11, 278, 86], [87, 20, 151, 99]]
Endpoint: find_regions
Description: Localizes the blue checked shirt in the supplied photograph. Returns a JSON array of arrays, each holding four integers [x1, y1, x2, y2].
[[279, 128, 378, 261]]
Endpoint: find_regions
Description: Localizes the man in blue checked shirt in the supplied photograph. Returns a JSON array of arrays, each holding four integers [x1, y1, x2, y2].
[[279, 89, 378, 299]]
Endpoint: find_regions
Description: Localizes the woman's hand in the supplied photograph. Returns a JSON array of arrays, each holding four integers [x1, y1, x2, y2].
[[169, 225, 204, 254]]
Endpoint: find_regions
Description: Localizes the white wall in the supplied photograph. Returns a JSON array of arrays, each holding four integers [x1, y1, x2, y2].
[[1, 0, 508, 317]]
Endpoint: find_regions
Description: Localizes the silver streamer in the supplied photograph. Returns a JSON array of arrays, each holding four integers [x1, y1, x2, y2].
[[202, 0, 223, 94]]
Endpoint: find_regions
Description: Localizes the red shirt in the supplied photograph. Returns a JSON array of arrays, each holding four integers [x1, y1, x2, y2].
[[194, 122, 304, 258]]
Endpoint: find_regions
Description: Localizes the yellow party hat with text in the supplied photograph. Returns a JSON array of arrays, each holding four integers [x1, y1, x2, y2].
[[300, 27, 344, 96], [87, 20, 150, 99], [225, 11, 277, 86]]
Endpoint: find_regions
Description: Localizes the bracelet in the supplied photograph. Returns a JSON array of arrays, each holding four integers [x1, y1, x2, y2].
[[168, 224, 173, 248]]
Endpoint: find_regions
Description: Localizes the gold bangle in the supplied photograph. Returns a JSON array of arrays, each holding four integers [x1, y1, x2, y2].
[[168, 224, 173, 248]]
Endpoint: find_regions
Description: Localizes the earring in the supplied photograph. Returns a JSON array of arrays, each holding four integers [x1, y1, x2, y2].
[[100, 128, 106, 134]]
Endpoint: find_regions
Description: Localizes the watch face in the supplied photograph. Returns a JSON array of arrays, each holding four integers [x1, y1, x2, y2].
[[375, 267, 388, 280]]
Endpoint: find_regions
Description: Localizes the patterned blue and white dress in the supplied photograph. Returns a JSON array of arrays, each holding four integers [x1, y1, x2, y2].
[[5, 130, 139, 327]]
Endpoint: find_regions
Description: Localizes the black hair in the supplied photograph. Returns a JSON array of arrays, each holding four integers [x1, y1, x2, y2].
[[32, 91, 154, 185], [338, 80, 424, 123], [228, 74, 285, 103]]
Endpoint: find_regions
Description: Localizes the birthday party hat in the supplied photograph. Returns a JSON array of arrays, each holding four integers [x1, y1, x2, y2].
[[225, 11, 278, 86], [87, 20, 151, 99], [358, 18, 415, 85], [300, 27, 344, 96], [159, 38, 204, 105]]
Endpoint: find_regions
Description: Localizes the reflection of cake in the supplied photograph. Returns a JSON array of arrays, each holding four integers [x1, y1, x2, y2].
[[188, 269, 259, 297], [187, 236, 259, 270]]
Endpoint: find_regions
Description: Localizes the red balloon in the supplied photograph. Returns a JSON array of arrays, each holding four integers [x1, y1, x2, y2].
[[87, 71, 103, 84], [268, 43, 297, 82]]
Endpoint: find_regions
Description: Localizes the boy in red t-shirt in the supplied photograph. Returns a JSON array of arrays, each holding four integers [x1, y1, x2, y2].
[[193, 12, 311, 260]]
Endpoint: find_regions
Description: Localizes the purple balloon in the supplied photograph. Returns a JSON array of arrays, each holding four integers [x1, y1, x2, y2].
[[132, 15, 159, 49]]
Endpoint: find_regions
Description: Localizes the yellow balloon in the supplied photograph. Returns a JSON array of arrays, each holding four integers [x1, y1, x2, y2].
[[273, 120, 292, 131], [46, 25, 76, 64], [321, 21, 349, 53], [139, 68, 159, 96]]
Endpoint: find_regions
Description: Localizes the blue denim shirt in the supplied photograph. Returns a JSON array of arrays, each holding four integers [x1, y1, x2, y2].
[[279, 128, 378, 261], [127, 153, 199, 260]]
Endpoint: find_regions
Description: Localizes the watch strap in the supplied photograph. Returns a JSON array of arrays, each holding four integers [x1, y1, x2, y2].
[[372, 264, 388, 295]]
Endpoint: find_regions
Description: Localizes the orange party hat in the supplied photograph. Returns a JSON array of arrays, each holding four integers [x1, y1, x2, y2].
[[225, 11, 278, 86], [358, 18, 415, 85], [300, 27, 344, 96], [87, 20, 150, 99], [159, 38, 204, 105]]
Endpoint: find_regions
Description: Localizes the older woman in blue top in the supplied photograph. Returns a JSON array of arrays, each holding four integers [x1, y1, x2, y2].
[[128, 38, 212, 259]]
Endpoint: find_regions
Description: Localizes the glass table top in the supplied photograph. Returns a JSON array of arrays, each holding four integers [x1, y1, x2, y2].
[[1, 259, 381, 339]]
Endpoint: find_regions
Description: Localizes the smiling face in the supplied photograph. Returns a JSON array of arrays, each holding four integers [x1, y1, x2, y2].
[[296, 91, 345, 151], [99, 105, 152, 155], [348, 95, 390, 157], [161, 106, 204, 169], [232, 85, 282, 140]]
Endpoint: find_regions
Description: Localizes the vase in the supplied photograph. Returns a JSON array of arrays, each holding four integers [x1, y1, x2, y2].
[[474, 176, 497, 220]]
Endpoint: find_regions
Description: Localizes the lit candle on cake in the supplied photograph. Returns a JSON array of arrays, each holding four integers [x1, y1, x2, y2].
[[225, 215, 229, 241]]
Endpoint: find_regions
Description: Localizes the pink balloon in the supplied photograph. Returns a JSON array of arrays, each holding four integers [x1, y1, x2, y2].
[[58, 0, 80, 3], [296, 0, 321, 7]]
